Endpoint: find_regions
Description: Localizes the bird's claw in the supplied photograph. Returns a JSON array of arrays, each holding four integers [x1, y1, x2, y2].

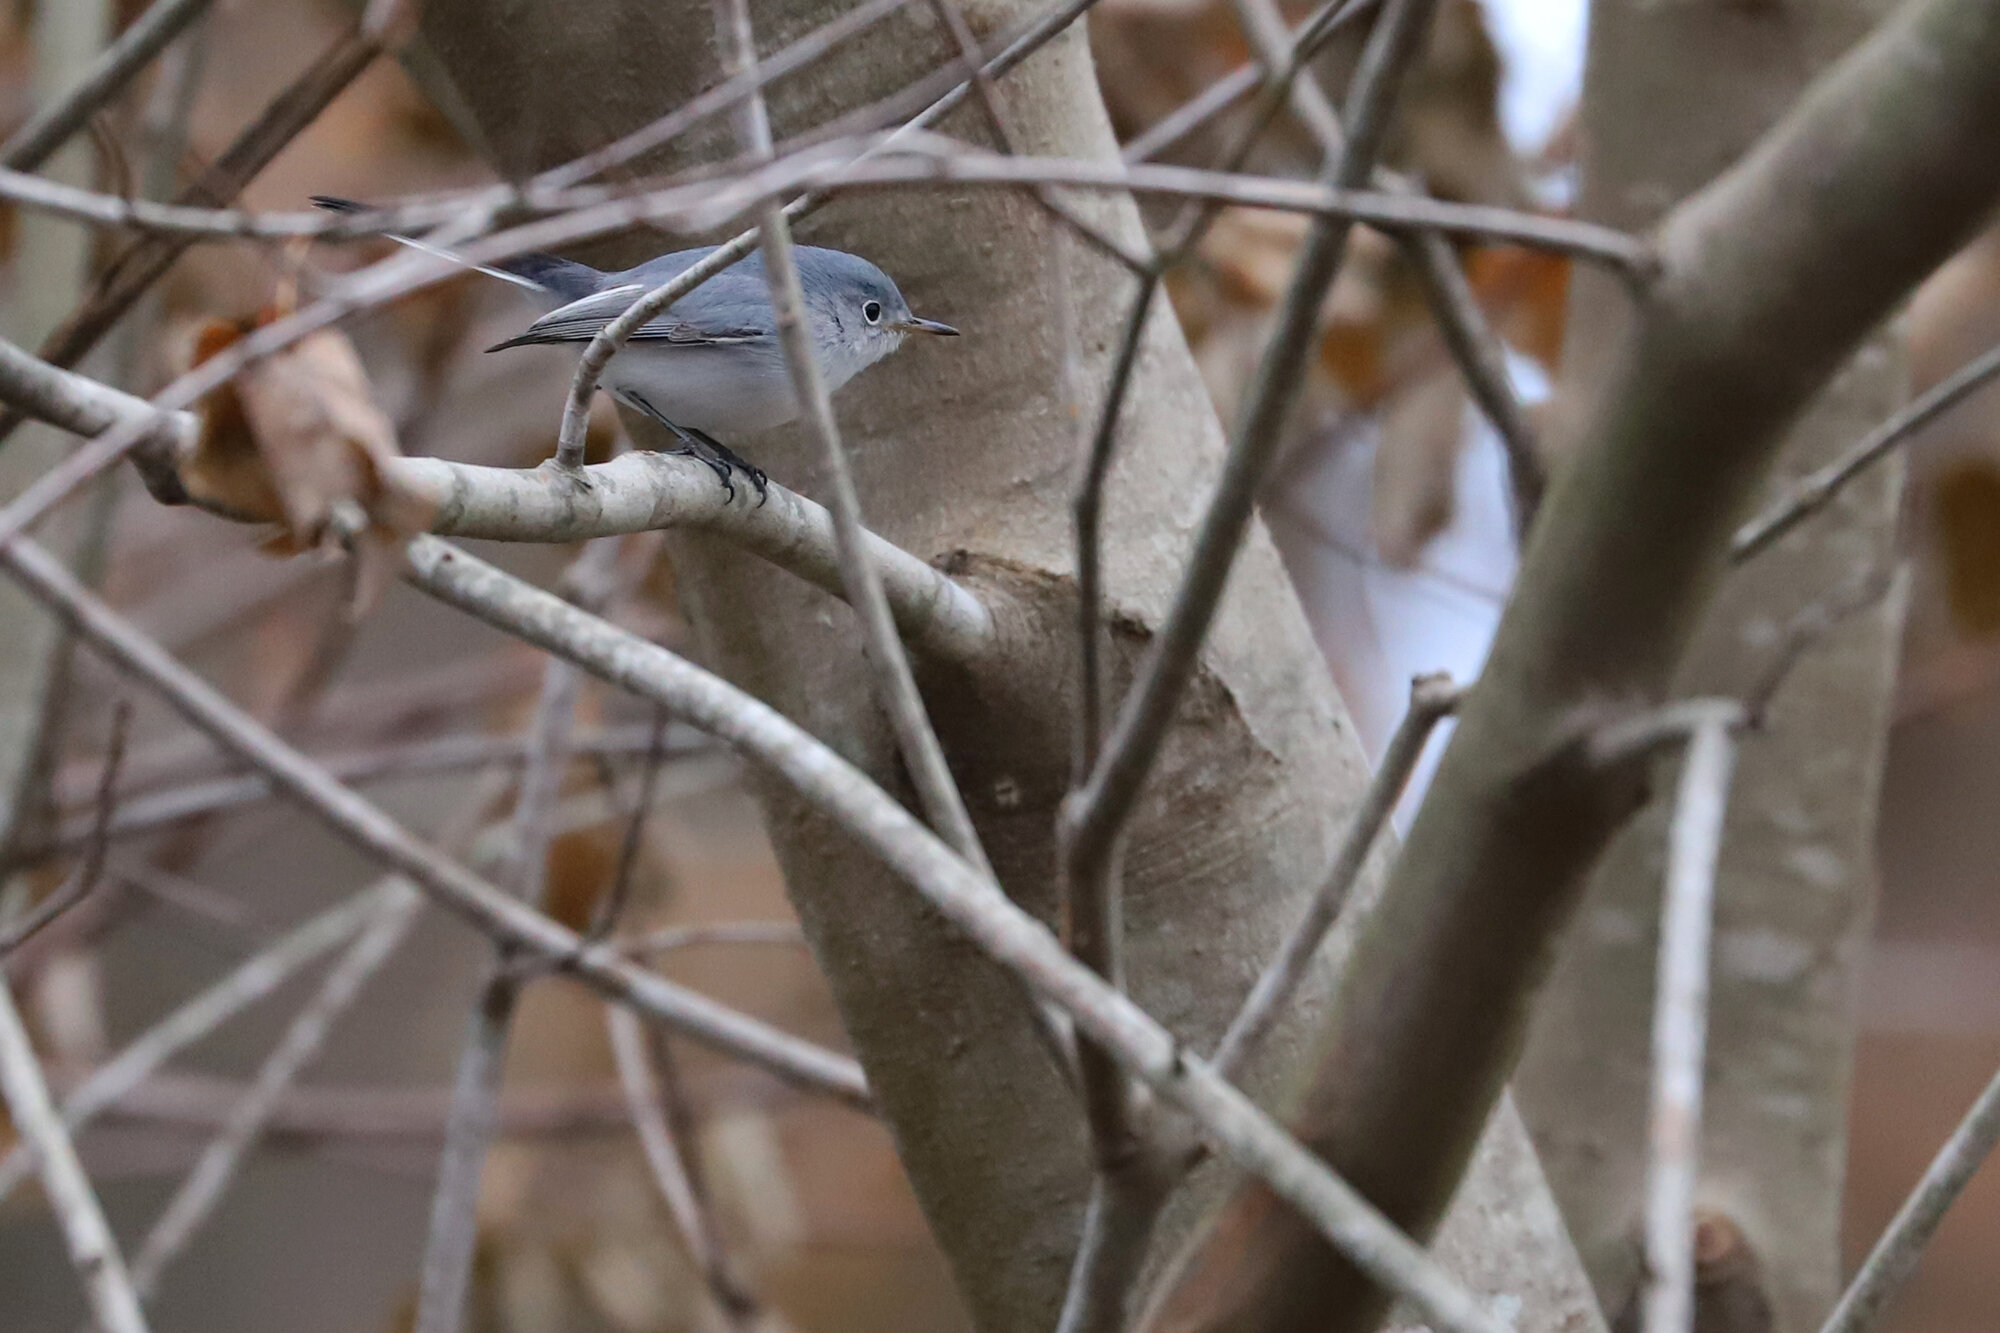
[[671, 446, 736, 503]]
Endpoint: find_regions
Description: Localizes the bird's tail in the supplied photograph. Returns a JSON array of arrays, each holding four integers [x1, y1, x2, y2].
[[309, 195, 599, 299]]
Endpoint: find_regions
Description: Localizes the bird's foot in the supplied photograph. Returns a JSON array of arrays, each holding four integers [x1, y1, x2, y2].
[[669, 446, 736, 504], [688, 430, 769, 507]]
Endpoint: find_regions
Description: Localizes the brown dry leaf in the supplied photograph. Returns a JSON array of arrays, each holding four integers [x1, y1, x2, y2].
[[1467, 246, 1572, 370], [178, 315, 436, 614]]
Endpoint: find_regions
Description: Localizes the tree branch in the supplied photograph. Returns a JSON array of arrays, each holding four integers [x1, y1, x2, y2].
[[1641, 711, 1741, 1333], [0, 334, 996, 662], [401, 534, 1508, 1333], [0, 963, 150, 1333], [1142, 1, 2000, 1328], [0, 534, 874, 1111], [1733, 336, 2000, 562], [0, 885, 389, 1205], [0, 0, 218, 173], [128, 880, 423, 1299]]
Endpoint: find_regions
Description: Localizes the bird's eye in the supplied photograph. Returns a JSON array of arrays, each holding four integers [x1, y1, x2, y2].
[[862, 300, 884, 325]]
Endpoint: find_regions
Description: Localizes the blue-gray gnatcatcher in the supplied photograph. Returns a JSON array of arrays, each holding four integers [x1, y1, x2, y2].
[[313, 196, 958, 500]]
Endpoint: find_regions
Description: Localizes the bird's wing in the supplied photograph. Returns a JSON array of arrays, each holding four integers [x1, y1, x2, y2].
[[485, 283, 769, 352]]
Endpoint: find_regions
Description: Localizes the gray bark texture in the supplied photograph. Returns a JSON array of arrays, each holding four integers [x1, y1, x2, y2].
[[1132, 0, 2000, 1327], [1515, 1, 1905, 1329], [406, 3, 1374, 1327]]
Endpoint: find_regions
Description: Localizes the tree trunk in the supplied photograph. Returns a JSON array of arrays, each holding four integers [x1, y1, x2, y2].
[[1514, 0, 1906, 1328], [407, 3, 1376, 1325]]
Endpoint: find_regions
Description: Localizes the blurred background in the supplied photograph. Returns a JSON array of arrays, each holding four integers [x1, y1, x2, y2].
[[0, 0, 1995, 1328]]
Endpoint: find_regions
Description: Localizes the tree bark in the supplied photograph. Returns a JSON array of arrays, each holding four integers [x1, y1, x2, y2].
[[1514, 1, 1905, 1328], [1136, 0, 2000, 1328], [406, 2, 1375, 1326]]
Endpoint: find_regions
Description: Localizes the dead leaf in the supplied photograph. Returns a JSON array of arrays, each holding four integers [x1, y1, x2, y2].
[[177, 315, 436, 614]]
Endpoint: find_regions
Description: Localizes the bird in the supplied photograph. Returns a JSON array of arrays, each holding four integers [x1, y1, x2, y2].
[[311, 196, 958, 502]]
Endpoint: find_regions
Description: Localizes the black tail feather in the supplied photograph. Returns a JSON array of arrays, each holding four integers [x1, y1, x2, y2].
[[308, 194, 599, 298]]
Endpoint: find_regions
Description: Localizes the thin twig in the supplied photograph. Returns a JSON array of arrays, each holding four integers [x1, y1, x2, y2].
[[608, 1006, 763, 1326], [591, 705, 672, 940], [402, 536, 1509, 1333], [1403, 227, 1544, 527], [734, 0, 993, 877], [0, 886, 389, 1204], [1734, 338, 2000, 562], [1065, 0, 1444, 1074], [1640, 716, 1740, 1333], [1741, 564, 1898, 724], [0, 698, 130, 957], [31, 723, 702, 865], [0, 18, 392, 452], [1058, 0, 1385, 1221], [413, 536, 636, 1333], [0, 0, 218, 172], [1210, 674, 1460, 1080], [1055, 1164, 1181, 1333], [0, 534, 874, 1108], [0, 334, 995, 664], [127, 880, 424, 1298], [0, 968, 151, 1333], [615, 920, 807, 956], [56, 1067, 801, 1143], [412, 969, 515, 1333], [549, 235, 767, 471], [538, 0, 916, 190], [1820, 1063, 2000, 1333], [0, 140, 1650, 269]]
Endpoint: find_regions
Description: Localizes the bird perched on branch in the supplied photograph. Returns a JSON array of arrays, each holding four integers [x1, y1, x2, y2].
[[312, 196, 958, 501]]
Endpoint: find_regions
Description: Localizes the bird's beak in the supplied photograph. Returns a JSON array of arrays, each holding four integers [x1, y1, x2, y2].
[[894, 316, 959, 336]]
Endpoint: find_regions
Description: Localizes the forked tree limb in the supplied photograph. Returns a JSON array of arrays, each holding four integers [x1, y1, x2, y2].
[[1140, 0, 2000, 1329]]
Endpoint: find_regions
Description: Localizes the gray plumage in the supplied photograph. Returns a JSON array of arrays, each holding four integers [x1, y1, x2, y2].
[[481, 245, 956, 442], [310, 196, 957, 492]]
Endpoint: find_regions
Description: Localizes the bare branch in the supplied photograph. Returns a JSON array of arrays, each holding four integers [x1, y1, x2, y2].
[[1211, 674, 1460, 1081], [590, 706, 673, 940], [1641, 717, 1740, 1333], [616, 920, 806, 956], [693, 149, 1654, 270], [0, 887, 388, 1204], [1065, 0, 1443, 1006], [0, 698, 129, 957], [1056, 1164, 1182, 1333], [28, 723, 706, 867], [0, 17, 394, 451], [0, 964, 150, 1333], [536, 0, 914, 190], [550, 235, 767, 471], [608, 1007, 765, 1326], [743, 27, 995, 878], [1734, 337, 2000, 562], [0, 335, 995, 662], [414, 540, 623, 1333], [1142, 0, 2000, 1326], [1221, 0, 1541, 521], [127, 881, 423, 1298], [0, 138, 1649, 271], [1821, 1062, 2000, 1333], [402, 536, 1507, 1333], [1403, 227, 1544, 527], [0, 0, 218, 172], [0, 534, 873, 1109]]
